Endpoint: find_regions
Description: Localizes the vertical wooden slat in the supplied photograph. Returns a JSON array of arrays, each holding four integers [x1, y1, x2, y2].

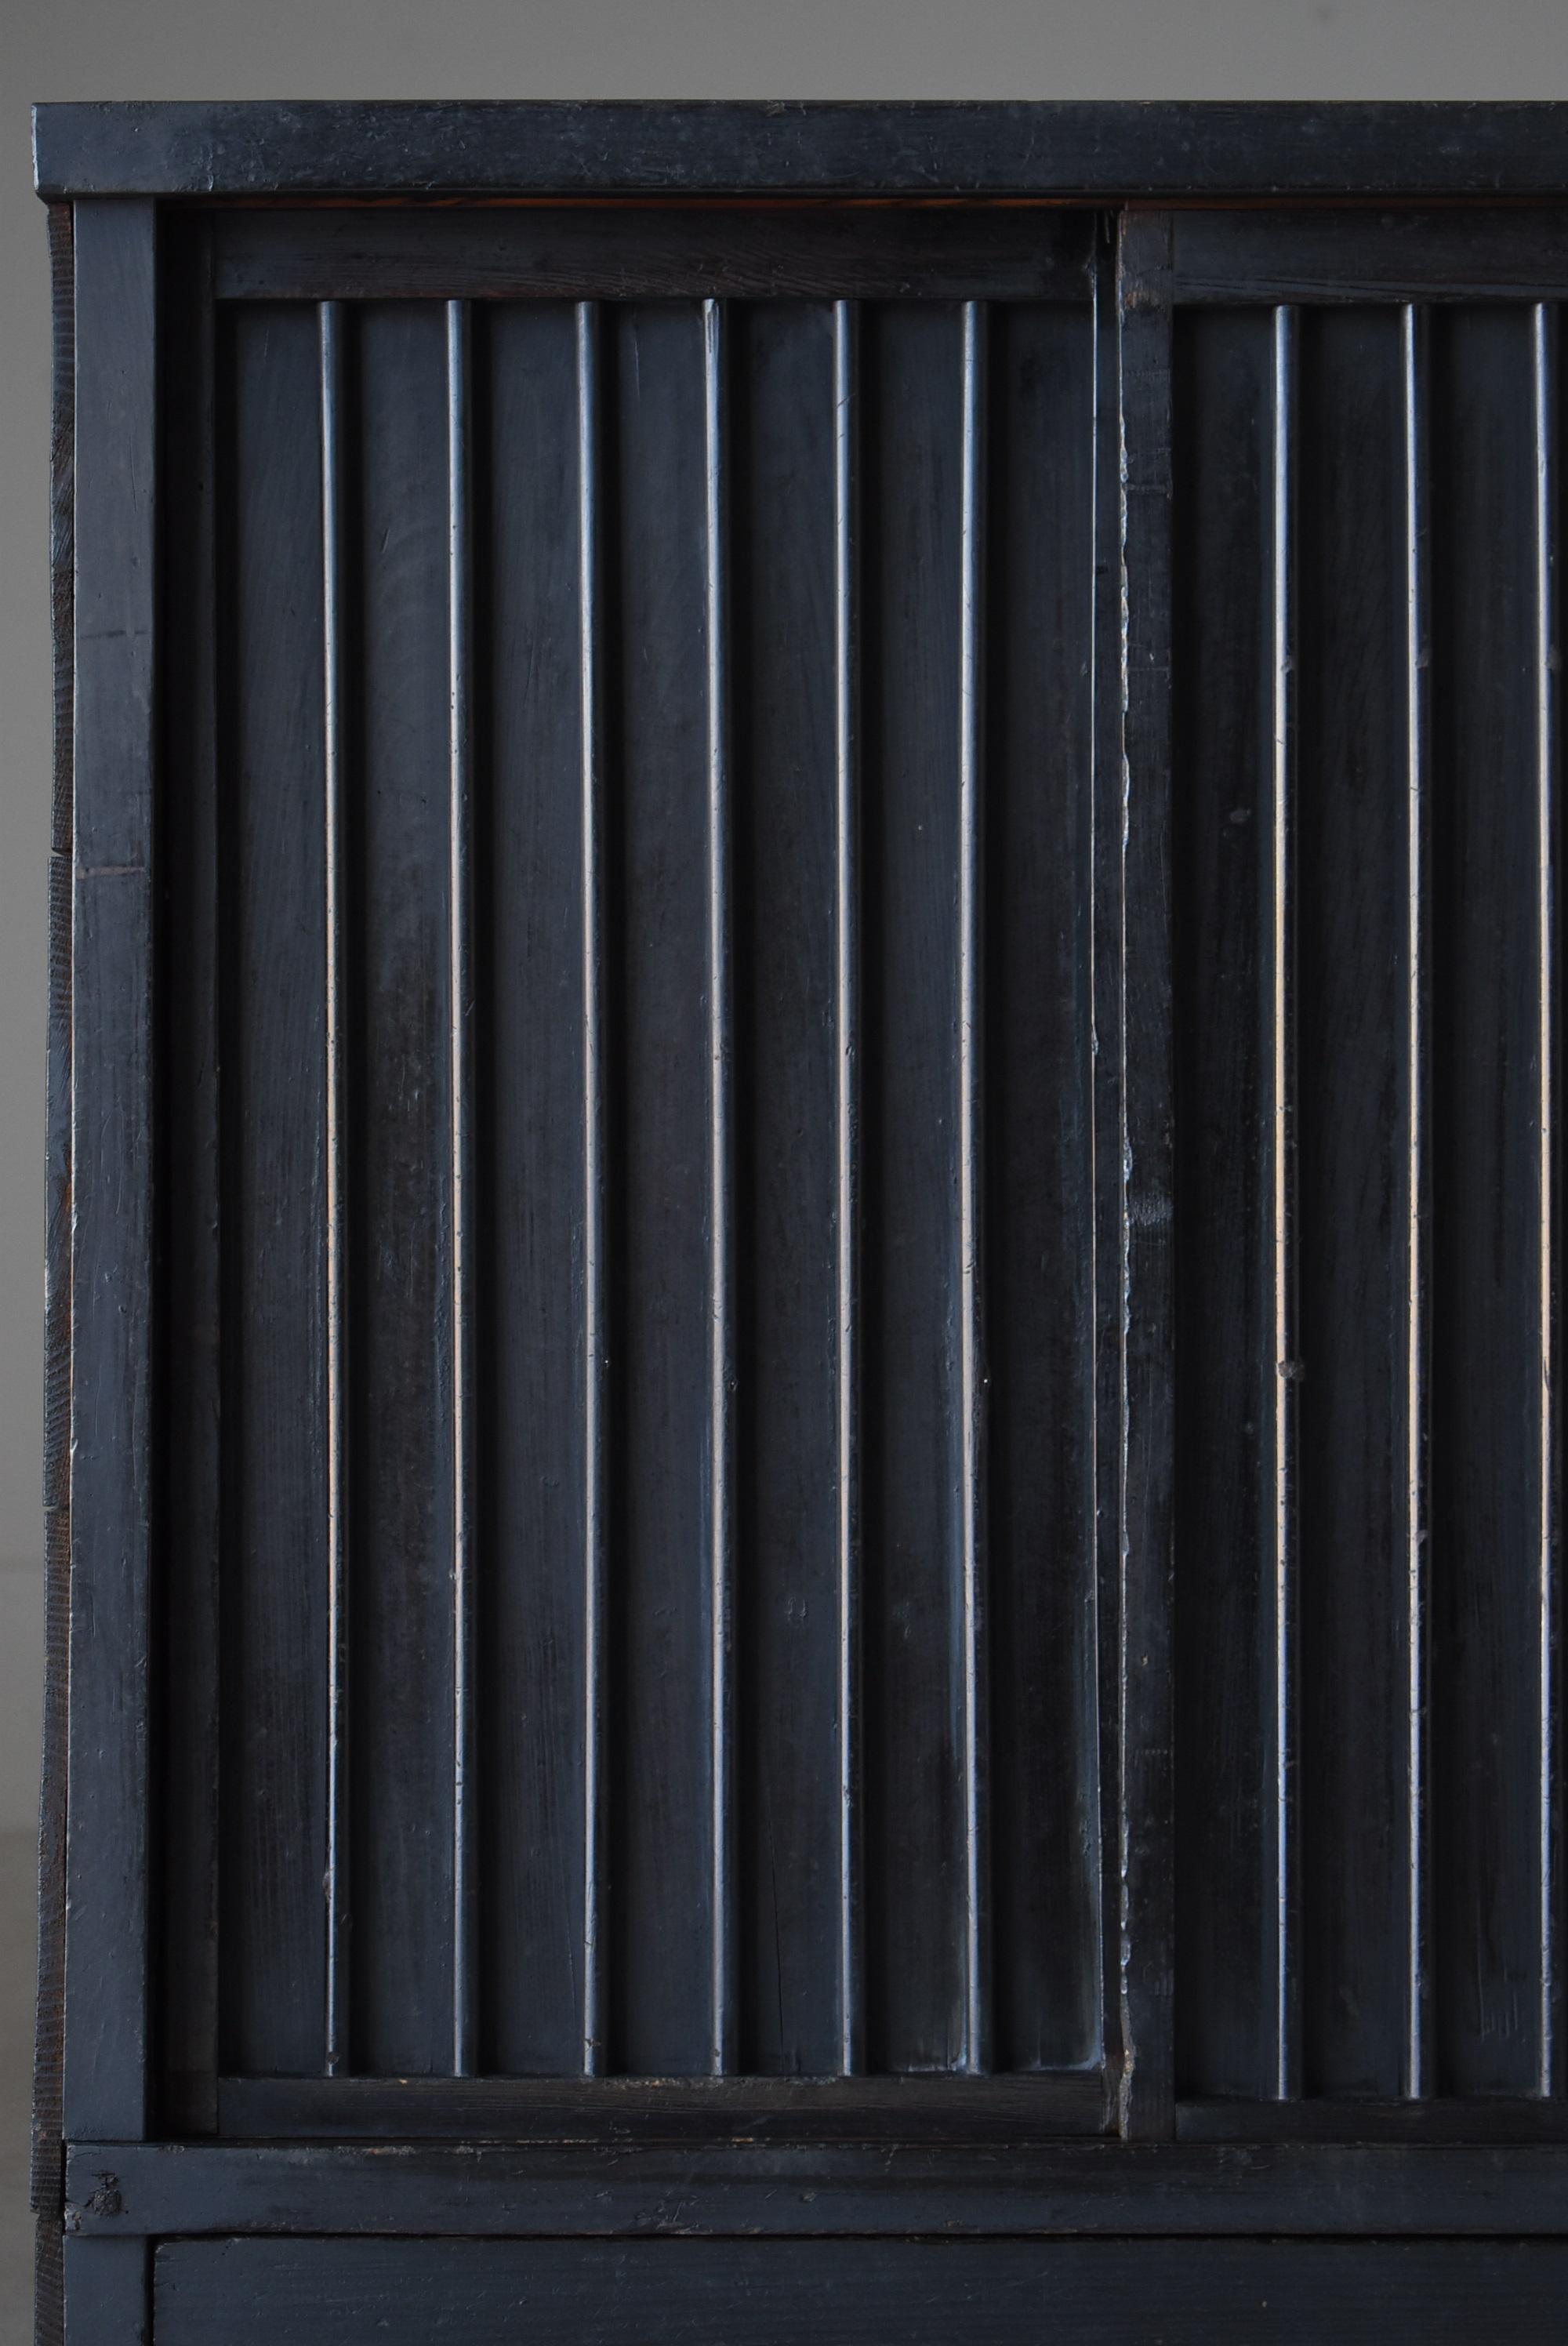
[[159, 211, 221, 2132], [1269, 303, 1300, 2104], [447, 297, 478, 2080], [1116, 213, 1177, 2140], [730, 301, 842, 2075], [350, 300, 456, 2076], [1294, 306, 1411, 2099], [320, 296, 351, 2083], [1092, 219, 1127, 2097], [480, 300, 591, 2075], [1429, 305, 1545, 2096], [833, 296, 863, 2081], [223, 301, 330, 2079], [578, 297, 608, 2081], [958, 297, 990, 2078], [1534, 300, 1560, 2101], [64, 196, 158, 2144], [861, 301, 967, 2070], [1402, 300, 1433, 2103], [611, 302, 713, 2073], [703, 296, 736, 2078], [989, 296, 1100, 2074]]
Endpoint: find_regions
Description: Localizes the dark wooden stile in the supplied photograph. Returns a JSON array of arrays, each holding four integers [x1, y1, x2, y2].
[[64, 200, 159, 2148], [60, 194, 160, 2346], [61, 2239, 147, 2346], [34, 194, 74, 2346]]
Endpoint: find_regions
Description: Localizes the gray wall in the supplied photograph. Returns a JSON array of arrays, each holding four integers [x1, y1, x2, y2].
[[5, 2, 1568, 1834]]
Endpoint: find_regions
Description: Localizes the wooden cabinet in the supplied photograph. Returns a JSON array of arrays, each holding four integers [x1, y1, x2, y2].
[[34, 101, 1568, 2341]]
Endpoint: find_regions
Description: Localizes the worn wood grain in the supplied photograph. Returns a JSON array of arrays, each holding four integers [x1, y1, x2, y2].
[[151, 2238, 1568, 2345]]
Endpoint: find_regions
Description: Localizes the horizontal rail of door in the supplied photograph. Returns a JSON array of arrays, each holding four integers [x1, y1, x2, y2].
[[209, 205, 1097, 300], [1171, 205, 1568, 300], [210, 2072, 1109, 2143], [64, 2138, 1568, 2238]]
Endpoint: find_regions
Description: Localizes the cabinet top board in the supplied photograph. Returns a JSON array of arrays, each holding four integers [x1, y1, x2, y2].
[[32, 99, 1568, 202]]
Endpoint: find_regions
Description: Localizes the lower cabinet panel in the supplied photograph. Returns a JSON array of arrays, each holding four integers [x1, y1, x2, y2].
[[154, 2238, 1568, 2344]]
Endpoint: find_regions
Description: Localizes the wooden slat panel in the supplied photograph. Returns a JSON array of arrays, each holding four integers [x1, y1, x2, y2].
[[608, 302, 719, 2074], [350, 302, 457, 2075], [159, 213, 222, 2131], [728, 300, 843, 2077], [153, 2237, 1568, 2344], [319, 299, 351, 2081], [1292, 306, 1414, 2100], [1428, 304, 1551, 2097], [985, 300, 1099, 2073], [860, 300, 967, 2072], [703, 298, 737, 2076], [579, 300, 610, 2079], [220, 301, 330, 2082], [446, 297, 480, 2082], [477, 299, 590, 2079], [1532, 303, 1562, 2096], [64, 199, 158, 2144], [1170, 303, 1276, 2104], [832, 297, 863, 2081]]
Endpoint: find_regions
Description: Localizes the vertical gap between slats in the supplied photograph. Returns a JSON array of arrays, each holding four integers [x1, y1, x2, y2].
[[578, 300, 608, 2080], [447, 298, 479, 2080], [1269, 301, 1300, 2104], [704, 296, 736, 2078], [319, 297, 351, 2082], [1534, 300, 1560, 2100], [833, 296, 863, 2080], [959, 297, 991, 2077], [1402, 300, 1432, 2103]]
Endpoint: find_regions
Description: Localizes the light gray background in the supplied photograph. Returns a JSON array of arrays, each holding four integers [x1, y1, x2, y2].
[[5, 4, 1568, 2331]]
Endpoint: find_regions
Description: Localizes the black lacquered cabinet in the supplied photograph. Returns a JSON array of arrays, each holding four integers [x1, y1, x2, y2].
[[33, 100, 1568, 2342]]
